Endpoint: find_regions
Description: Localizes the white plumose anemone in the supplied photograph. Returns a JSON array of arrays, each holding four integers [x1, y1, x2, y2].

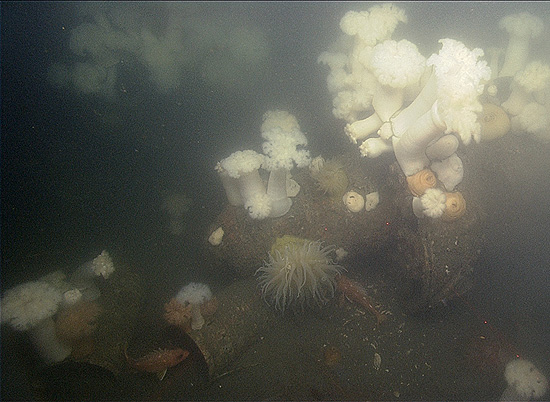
[[256, 240, 343, 312], [219, 150, 271, 219], [176, 282, 213, 330], [1, 281, 71, 364], [412, 188, 447, 219], [90, 250, 115, 279], [261, 110, 311, 218]]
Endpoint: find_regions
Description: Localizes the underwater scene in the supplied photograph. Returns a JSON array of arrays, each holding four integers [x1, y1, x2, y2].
[[1, 2, 550, 401]]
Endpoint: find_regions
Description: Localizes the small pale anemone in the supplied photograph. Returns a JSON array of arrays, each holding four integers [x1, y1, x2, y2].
[[342, 191, 364, 212], [256, 237, 343, 312], [365, 191, 380, 211], [479, 103, 511, 141], [208, 227, 224, 246], [310, 158, 349, 198]]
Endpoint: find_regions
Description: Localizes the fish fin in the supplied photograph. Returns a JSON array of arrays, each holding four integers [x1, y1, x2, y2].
[[156, 369, 168, 381], [122, 341, 129, 360]]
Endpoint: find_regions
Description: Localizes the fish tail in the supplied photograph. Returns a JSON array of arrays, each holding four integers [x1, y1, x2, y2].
[[122, 341, 132, 363]]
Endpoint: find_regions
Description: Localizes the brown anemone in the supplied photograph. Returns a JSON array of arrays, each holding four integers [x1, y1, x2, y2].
[[406, 169, 437, 196], [442, 191, 466, 221], [55, 301, 102, 359], [55, 301, 101, 343]]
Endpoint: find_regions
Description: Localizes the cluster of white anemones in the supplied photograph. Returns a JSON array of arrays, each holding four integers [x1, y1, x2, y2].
[[216, 110, 310, 220]]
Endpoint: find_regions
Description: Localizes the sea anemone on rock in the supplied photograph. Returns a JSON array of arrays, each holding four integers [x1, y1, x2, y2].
[[479, 103, 511, 141], [164, 298, 193, 332], [62, 288, 83, 306], [406, 169, 437, 196], [175, 283, 213, 330], [208, 227, 224, 246], [342, 191, 364, 212], [72, 250, 115, 282], [1, 281, 71, 363], [500, 359, 548, 401], [431, 154, 464, 192], [69, 250, 115, 302], [365, 192, 380, 211], [256, 237, 343, 312], [417, 188, 447, 219], [441, 191, 466, 221], [310, 158, 349, 198]]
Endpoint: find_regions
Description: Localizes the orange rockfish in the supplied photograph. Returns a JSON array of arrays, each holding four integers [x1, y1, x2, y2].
[[125, 345, 189, 380], [337, 275, 386, 325]]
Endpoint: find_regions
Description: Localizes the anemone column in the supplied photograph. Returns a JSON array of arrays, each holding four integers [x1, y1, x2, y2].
[[266, 168, 292, 218], [393, 101, 446, 176]]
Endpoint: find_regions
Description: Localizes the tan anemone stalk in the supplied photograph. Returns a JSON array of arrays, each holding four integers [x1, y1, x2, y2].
[[55, 300, 102, 359], [442, 191, 466, 221], [406, 169, 437, 196]]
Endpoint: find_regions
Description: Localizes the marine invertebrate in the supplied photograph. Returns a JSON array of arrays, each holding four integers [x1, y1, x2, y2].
[[359, 137, 394, 158], [208, 227, 224, 246], [393, 39, 490, 176], [1, 281, 71, 363], [412, 188, 447, 219], [219, 150, 271, 219], [441, 191, 466, 221], [498, 12, 544, 78], [164, 298, 192, 332], [502, 61, 550, 115], [364, 192, 380, 211], [256, 237, 343, 312], [479, 103, 511, 141], [342, 191, 364, 213], [175, 283, 213, 330], [310, 158, 349, 198], [406, 169, 437, 196], [261, 110, 311, 217], [370, 39, 426, 138], [431, 154, 464, 191]]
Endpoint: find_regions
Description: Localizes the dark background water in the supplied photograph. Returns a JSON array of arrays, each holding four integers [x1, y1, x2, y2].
[[2, 2, 550, 400]]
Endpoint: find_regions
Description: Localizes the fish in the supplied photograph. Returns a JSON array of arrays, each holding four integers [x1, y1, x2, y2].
[[124, 344, 189, 380], [337, 275, 387, 325]]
